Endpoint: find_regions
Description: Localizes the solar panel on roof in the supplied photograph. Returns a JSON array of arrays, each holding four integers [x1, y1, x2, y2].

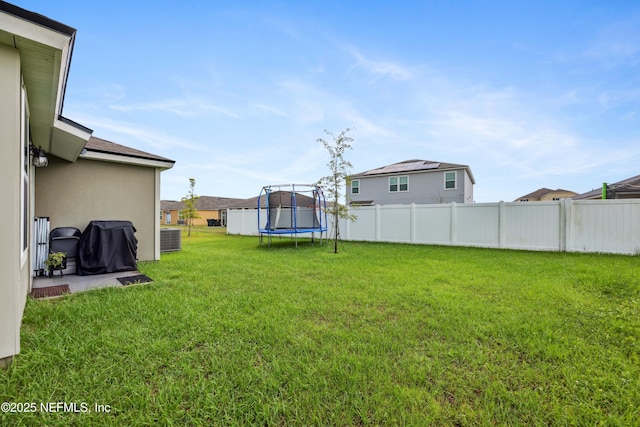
[[361, 161, 441, 175], [417, 162, 440, 170], [385, 161, 440, 173]]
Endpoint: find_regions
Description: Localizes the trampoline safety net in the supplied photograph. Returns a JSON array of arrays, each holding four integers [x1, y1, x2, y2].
[[258, 184, 328, 246]]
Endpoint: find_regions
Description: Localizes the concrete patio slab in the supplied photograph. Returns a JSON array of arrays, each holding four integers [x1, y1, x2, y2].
[[32, 270, 145, 294]]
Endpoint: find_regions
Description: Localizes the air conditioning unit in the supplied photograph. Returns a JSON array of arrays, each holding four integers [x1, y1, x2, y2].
[[160, 228, 181, 252]]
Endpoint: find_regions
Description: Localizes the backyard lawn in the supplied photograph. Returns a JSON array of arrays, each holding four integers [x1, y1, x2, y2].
[[1, 227, 639, 425]]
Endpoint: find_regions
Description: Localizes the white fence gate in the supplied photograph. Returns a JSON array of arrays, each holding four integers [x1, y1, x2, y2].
[[227, 199, 640, 255]]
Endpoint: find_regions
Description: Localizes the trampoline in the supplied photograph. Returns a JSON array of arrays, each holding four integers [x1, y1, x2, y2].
[[258, 184, 328, 247]]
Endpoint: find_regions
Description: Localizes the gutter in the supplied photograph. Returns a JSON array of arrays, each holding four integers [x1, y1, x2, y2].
[[80, 149, 175, 170]]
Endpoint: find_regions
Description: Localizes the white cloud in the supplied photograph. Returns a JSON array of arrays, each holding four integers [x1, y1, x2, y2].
[[585, 15, 640, 66], [345, 47, 413, 82], [109, 98, 239, 118], [67, 114, 202, 152], [251, 103, 289, 117]]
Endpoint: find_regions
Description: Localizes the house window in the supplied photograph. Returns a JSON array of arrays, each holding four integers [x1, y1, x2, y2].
[[444, 172, 456, 189], [389, 176, 408, 192], [351, 179, 360, 194], [400, 176, 408, 191]]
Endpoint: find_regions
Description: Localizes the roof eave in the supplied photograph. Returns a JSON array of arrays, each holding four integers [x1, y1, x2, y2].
[[80, 149, 176, 170], [0, 2, 92, 161]]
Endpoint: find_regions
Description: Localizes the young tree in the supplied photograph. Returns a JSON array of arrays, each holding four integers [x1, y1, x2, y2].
[[181, 177, 200, 237], [317, 128, 357, 253]]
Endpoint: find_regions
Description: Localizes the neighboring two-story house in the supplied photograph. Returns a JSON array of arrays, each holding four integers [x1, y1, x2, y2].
[[348, 159, 475, 206], [514, 188, 578, 202]]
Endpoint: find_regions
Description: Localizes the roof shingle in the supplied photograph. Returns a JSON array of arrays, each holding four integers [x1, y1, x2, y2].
[[351, 159, 475, 184], [85, 136, 175, 164]]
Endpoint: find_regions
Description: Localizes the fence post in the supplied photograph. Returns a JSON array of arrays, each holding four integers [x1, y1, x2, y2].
[[450, 202, 457, 245], [375, 205, 381, 241], [410, 203, 416, 243], [498, 201, 505, 248], [345, 206, 350, 241], [560, 198, 572, 252]]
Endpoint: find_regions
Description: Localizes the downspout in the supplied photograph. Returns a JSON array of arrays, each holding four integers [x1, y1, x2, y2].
[[602, 182, 607, 200]]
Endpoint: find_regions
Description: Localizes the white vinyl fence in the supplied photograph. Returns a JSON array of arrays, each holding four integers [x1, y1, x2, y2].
[[227, 199, 640, 255]]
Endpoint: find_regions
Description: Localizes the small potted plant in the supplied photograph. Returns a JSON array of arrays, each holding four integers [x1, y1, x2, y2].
[[45, 252, 67, 278]]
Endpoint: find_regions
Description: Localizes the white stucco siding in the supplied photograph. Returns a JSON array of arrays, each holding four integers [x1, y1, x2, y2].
[[0, 45, 25, 360], [35, 157, 159, 262]]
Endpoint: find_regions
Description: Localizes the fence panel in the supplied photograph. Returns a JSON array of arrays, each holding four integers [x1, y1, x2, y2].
[[455, 203, 500, 247], [503, 202, 561, 251], [379, 205, 412, 243], [414, 204, 452, 245], [228, 199, 640, 255], [570, 200, 640, 254], [346, 206, 377, 241], [227, 208, 262, 236]]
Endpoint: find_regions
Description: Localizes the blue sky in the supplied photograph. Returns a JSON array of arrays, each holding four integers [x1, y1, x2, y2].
[[18, 0, 640, 202]]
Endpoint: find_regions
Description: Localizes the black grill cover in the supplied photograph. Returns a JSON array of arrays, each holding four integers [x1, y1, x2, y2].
[[77, 221, 138, 276]]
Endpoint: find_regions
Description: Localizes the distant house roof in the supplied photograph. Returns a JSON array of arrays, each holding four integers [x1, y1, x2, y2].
[[161, 196, 252, 211], [161, 200, 183, 211], [515, 188, 577, 201], [574, 174, 640, 200], [83, 137, 175, 168], [351, 159, 475, 184], [223, 196, 262, 209], [162, 191, 332, 211], [196, 196, 246, 210]]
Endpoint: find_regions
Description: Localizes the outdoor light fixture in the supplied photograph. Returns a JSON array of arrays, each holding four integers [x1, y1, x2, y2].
[[30, 144, 49, 168]]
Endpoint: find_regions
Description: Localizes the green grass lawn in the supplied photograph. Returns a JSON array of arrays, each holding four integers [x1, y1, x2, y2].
[[1, 227, 639, 426]]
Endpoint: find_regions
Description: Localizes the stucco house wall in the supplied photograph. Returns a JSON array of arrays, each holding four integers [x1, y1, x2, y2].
[[160, 200, 182, 225], [0, 43, 28, 362], [540, 190, 577, 201], [162, 209, 180, 225], [35, 156, 159, 262], [191, 210, 222, 226]]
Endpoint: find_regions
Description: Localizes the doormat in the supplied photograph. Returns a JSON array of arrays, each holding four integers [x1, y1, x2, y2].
[[117, 274, 153, 286], [30, 284, 70, 299]]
